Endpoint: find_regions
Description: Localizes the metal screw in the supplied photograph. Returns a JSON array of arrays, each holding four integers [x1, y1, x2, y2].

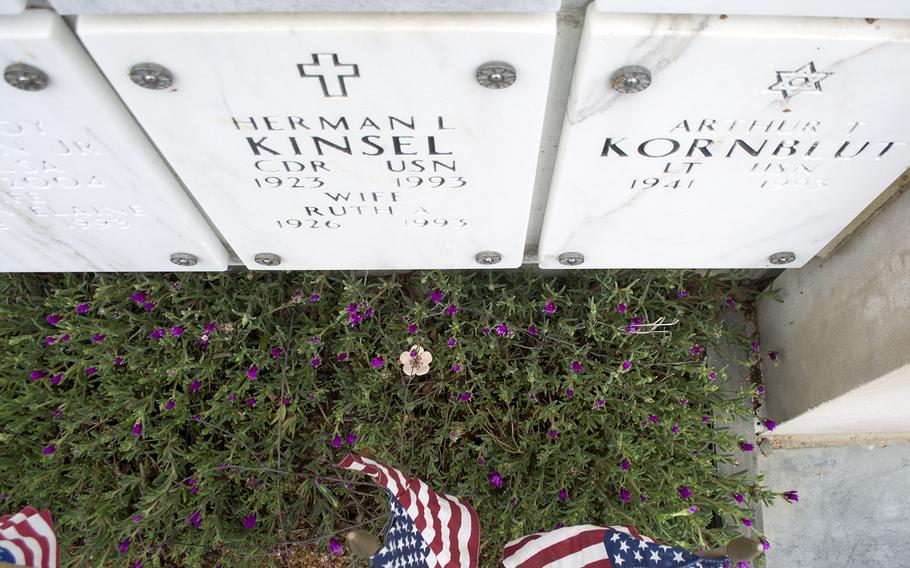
[[475, 251, 502, 265], [475, 62, 517, 89], [169, 252, 198, 267], [129, 63, 174, 90], [558, 252, 585, 266], [610, 65, 652, 94], [769, 251, 796, 265], [4, 63, 49, 92], [254, 252, 282, 267]]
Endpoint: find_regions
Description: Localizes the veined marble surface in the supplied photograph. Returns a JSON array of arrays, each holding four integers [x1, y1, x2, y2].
[[52, 0, 561, 14], [538, 8, 910, 269], [0, 10, 228, 272], [78, 13, 555, 270], [595, 0, 910, 19]]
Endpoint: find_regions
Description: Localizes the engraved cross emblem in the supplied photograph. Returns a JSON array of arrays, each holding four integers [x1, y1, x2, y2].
[[297, 53, 360, 97]]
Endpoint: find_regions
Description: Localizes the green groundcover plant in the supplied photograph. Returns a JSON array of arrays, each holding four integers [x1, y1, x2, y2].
[[0, 270, 790, 567]]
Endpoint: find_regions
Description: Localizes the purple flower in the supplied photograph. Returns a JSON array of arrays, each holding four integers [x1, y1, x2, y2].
[[309, 293, 320, 302], [91, 333, 106, 343], [527, 325, 538, 336], [688, 506, 699, 513], [30, 370, 47, 381], [42, 444, 55, 455], [311, 358, 321, 367], [242, 513, 256, 529], [50, 374, 62, 385], [760, 538, 770, 551], [85, 367, 97, 376], [495, 324, 512, 337], [430, 289, 444, 304], [482, 327, 490, 335], [672, 423, 680, 434], [726, 296, 738, 310], [702, 415, 711, 423], [543, 300, 558, 314], [570, 361, 582, 373], [621, 360, 632, 371], [768, 351, 779, 362], [639, 494, 647, 503], [46, 314, 63, 325], [186, 478, 197, 486], [757, 385, 766, 394], [451, 364, 462, 373], [458, 392, 472, 403], [733, 493, 745, 503], [740, 442, 755, 452], [371, 357, 384, 368], [282, 397, 292, 406], [594, 399, 605, 409], [228, 394, 236, 402], [129, 291, 148, 303], [171, 326, 186, 337], [186, 510, 202, 528], [407, 324, 418, 335], [336, 352, 348, 362], [447, 338, 456, 348], [246, 398, 257, 406], [52, 407, 63, 419], [477, 457, 485, 466], [783, 490, 799, 502], [132, 514, 144, 522], [616, 303, 627, 314], [165, 399, 175, 410], [558, 489, 568, 501], [309, 336, 319, 344], [678, 289, 688, 298], [189, 380, 202, 392], [114, 357, 124, 366], [691, 344, 704, 356], [149, 328, 166, 340], [620, 459, 631, 471], [741, 518, 753, 527], [548, 430, 558, 439], [678, 485, 692, 500], [132, 422, 143, 436], [346, 434, 357, 445], [510, 498, 517, 508], [43, 336, 56, 345], [750, 341, 760, 351], [619, 488, 631, 503], [329, 537, 343, 555], [117, 538, 131, 554], [708, 372, 718, 380], [648, 415, 660, 424], [763, 419, 777, 431], [680, 398, 688, 407], [247, 365, 258, 380], [169, 281, 180, 291], [142, 302, 156, 312], [203, 322, 218, 333], [737, 562, 751, 568], [489, 472, 503, 488], [565, 388, 574, 398], [270, 348, 282, 358], [59, 334, 70, 342], [445, 304, 458, 316], [76, 303, 90, 314], [331, 435, 342, 448]]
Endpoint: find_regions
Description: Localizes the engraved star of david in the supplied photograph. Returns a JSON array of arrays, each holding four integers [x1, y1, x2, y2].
[[768, 61, 832, 99]]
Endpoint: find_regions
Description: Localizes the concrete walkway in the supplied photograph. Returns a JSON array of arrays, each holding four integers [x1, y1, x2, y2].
[[758, 442, 910, 567]]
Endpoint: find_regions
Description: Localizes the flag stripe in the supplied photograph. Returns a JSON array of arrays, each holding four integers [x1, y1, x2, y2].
[[337, 454, 479, 568], [503, 527, 607, 568]]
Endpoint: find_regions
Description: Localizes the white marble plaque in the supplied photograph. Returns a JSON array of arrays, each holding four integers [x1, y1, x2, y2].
[[539, 9, 910, 269], [77, 13, 555, 270], [595, 0, 910, 19], [0, 11, 228, 272]]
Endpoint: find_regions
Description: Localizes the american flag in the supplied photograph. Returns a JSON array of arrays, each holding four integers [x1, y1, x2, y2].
[[337, 454, 481, 568], [501, 525, 730, 568], [0, 507, 59, 568]]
